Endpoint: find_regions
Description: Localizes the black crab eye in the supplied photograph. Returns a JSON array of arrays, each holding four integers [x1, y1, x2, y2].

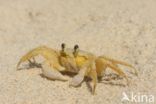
[[74, 44, 79, 51], [61, 43, 65, 51], [73, 44, 79, 57]]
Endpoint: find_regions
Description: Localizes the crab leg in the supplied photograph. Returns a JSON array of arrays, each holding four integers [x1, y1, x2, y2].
[[88, 67, 97, 94], [95, 58, 107, 77], [99, 56, 138, 76], [96, 57, 130, 85], [41, 61, 68, 81], [107, 63, 129, 85], [17, 46, 65, 71], [17, 46, 44, 68]]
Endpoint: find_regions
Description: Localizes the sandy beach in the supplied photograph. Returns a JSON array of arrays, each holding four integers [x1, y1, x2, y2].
[[0, 0, 156, 104]]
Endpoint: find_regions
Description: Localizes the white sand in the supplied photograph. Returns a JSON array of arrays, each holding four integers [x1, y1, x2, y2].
[[0, 0, 156, 104]]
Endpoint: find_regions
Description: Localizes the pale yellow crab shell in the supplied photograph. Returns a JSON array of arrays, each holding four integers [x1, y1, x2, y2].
[[73, 50, 96, 68]]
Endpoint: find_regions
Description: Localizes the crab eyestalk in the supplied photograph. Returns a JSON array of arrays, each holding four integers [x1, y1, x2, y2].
[[61, 43, 65, 51], [73, 44, 79, 57], [61, 43, 67, 56]]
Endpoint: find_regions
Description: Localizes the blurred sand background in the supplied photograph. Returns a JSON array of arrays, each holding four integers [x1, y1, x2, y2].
[[0, 0, 156, 104]]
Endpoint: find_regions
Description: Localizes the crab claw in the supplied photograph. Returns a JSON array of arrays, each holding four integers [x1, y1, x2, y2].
[[69, 67, 86, 87]]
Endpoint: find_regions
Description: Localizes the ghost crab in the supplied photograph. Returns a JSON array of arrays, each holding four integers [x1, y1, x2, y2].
[[17, 43, 137, 94]]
